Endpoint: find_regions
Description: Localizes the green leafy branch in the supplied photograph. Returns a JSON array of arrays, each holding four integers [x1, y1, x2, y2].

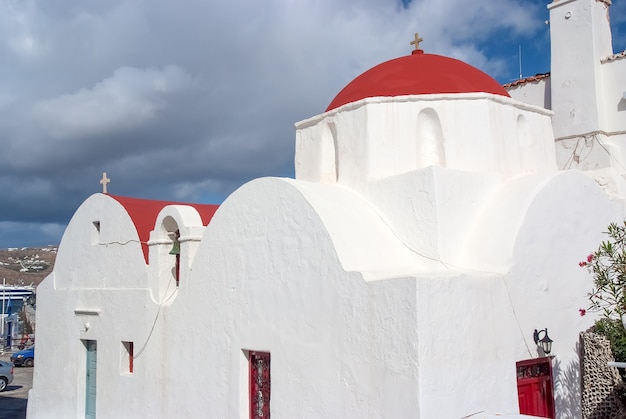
[[580, 222, 626, 320]]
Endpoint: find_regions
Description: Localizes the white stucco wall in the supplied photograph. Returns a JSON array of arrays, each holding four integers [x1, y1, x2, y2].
[[506, 78, 551, 110], [27, 194, 211, 419], [52, 194, 149, 290], [600, 58, 626, 133], [548, 0, 613, 140], [30, 165, 624, 419], [505, 170, 623, 418], [168, 178, 423, 418], [161, 177, 537, 418], [414, 272, 521, 417], [296, 94, 555, 188], [362, 168, 503, 262]]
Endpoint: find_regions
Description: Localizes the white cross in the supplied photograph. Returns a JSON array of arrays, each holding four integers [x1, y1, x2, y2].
[[410, 33, 424, 51], [100, 172, 110, 194]]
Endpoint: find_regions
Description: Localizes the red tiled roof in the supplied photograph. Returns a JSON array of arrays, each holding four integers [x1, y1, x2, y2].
[[601, 50, 626, 63], [109, 195, 219, 264], [503, 73, 550, 89]]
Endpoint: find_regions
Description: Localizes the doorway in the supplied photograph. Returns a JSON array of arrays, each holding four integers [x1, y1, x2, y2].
[[516, 357, 555, 418], [84, 340, 97, 419]]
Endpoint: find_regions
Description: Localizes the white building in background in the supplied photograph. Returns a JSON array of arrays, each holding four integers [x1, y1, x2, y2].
[[506, 0, 626, 173], [27, 0, 626, 418]]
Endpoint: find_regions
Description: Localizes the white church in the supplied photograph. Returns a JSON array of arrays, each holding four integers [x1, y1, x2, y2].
[[27, 0, 626, 418]]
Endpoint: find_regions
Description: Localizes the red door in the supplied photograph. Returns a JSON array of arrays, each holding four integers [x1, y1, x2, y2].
[[516, 357, 555, 418]]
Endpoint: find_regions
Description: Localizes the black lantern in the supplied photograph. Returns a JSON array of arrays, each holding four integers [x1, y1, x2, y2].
[[533, 328, 553, 355]]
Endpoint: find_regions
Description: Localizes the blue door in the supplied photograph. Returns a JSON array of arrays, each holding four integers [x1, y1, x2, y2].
[[85, 340, 97, 419]]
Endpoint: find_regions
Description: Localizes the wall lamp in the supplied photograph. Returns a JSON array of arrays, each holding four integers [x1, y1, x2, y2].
[[533, 328, 553, 355]]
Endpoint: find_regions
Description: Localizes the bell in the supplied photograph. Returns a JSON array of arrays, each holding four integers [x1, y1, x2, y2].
[[169, 239, 180, 255]]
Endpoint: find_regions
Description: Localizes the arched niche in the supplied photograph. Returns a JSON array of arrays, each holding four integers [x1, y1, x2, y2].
[[416, 108, 445, 168], [149, 206, 205, 300], [517, 114, 536, 173], [159, 215, 180, 238], [158, 215, 182, 287], [319, 121, 338, 183]]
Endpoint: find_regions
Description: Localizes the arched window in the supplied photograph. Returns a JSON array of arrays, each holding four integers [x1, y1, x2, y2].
[[150, 205, 207, 297], [319, 121, 339, 183], [517, 114, 536, 173], [416, 108, 445, 168]]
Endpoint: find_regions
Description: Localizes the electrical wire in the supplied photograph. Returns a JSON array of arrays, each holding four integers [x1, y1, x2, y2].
[[134, 271, 179, 359], [96, 238, 178, 359]]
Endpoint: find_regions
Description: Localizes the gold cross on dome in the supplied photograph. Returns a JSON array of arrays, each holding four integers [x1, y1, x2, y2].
[[99, 172, 110, 194], [410, 33, 424, 51]]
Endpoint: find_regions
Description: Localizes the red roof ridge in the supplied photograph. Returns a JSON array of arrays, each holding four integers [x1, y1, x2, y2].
[[601, 50, 626, 63], [503, 73, 550, 89], [108, 195, 219, 263]]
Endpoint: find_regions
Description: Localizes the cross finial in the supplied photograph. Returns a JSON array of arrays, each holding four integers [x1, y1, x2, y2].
[[100, 172, 110, 194], [410, 33, 424, 52]]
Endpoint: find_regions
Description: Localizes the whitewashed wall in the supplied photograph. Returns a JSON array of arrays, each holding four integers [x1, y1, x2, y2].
[[296, 94, 555, 189], [30, 163, 623, 419], [506, 79, 551, 110]]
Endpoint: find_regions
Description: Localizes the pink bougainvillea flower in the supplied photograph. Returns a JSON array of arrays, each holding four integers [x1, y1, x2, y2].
[[579, 261, 587, 267], [579, 308, 586, 316], [587, 254, 594, 263]]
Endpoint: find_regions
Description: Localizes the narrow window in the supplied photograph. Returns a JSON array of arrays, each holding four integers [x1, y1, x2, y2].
[[319, 122, 338, 183], [122, 341, 134, 374], [416, 108, 445, 168], [91, 221, 101, 245], [249, 351, 271, 419]]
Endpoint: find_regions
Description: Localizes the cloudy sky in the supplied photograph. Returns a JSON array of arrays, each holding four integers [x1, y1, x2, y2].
[[1, 0, 625, 248]]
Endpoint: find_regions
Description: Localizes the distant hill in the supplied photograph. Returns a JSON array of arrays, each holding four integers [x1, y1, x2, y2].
[[0, 246, 57, 287]]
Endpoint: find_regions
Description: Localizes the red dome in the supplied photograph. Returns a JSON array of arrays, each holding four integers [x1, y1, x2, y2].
[[326, 52, 510, 111]]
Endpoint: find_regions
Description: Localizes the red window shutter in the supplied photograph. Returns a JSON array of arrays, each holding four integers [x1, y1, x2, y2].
[[249, 351, 271, 419], [129, 342, 134, 373]]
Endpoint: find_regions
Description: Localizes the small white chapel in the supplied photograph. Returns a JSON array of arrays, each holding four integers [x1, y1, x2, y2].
[[27, 0, 626, 418]]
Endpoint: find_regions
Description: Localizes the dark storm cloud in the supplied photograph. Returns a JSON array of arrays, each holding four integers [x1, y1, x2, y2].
[[0, 0, 546, 247]]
